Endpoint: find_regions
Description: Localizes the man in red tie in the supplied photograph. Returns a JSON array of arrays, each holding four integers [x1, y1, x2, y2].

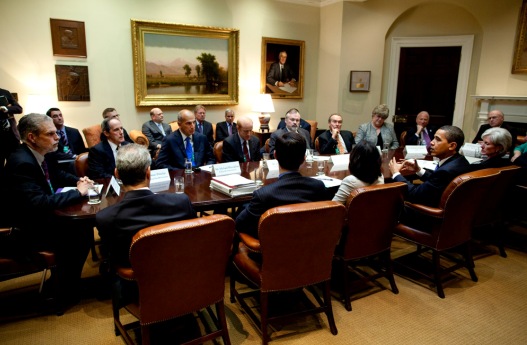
[[221, 116, 261, 163]]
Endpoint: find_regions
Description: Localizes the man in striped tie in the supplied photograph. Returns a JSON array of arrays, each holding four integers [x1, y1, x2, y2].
[[194, 104, 214, 146]]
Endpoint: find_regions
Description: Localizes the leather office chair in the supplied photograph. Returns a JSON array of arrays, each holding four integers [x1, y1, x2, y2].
[[128, 130, 149, 148], [74, 152, 89, 177], [472, 165, 521, 258], [169, 121, 179, 132], [212, 123, 217, 142], [393, 168, 499, 298], [82, 124, 102, 148], [305, 120, 317, 143], [264, 138, 270, 153], [314, 137, 320, 153], [213, 141, 223, 163], [230, 201, 346, 345], [334, 182, 407, 311], [0, 227, 61, 316], [399, 131, 407, 149], [113, 215, 234, 345]]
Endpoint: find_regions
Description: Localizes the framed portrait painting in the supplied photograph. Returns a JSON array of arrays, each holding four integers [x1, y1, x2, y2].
[[131, 19, 239, 106], [512, 0, 527, 74], [55, 65, 90, 101], [50, 19, 87, 58], [261, 37, 304, 99]]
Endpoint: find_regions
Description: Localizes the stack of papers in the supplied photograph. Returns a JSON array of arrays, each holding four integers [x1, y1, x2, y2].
[[461, 143, 481, 158], [311, 175, 342, 188], [404, 145, 428, 159], [210, 174, 258, 197]]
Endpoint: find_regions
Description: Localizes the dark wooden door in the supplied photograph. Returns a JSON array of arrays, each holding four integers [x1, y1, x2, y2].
[[395, 46, 461, 135]]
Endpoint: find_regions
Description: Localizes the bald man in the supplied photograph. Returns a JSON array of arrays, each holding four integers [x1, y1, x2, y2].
[[222, 116, 262, 163], [142, 107, 172, 157], [472, 109, 517, 155]]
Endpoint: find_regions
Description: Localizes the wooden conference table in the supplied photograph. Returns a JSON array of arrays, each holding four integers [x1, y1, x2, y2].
[[54, 149, 405, 220]]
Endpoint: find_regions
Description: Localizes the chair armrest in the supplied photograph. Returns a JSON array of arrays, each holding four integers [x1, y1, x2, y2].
[[0, 227, 12, 237], [238, 233, 261, 252], [115, 266, 135, 281], [404, 201, 444, 218]]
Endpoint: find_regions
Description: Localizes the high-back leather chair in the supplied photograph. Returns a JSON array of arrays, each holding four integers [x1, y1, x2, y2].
[[305, 120, 317, 143], [472, 165, 521, 257], [264, 138, 270, 154], [394, 168, 499, 298], [74, 152, 89, 177], [113, 215, 234, 345], [334, 182, 407, 311], [399, 131, 407, 148], [314, 136, 320, 153], [82, 124, 102, 148], [230, 201, 346, 344], [169, 121, 179, 132], [128, 130, 149, 148], [213, 141, 223, 163]]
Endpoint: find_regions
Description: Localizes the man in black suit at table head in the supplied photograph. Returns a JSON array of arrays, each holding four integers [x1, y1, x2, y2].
[[235, 131, 328, 239], [194, 104, 214, 146], [317, 113, 355, 154], [0, 87, 23, 179], [269, 108, 313, 158], [215, 108, 237, 143], [222, 116, 261, 163]]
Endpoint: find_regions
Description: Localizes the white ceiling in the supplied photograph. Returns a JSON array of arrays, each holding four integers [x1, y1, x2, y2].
[[275, 0, 367, 8]]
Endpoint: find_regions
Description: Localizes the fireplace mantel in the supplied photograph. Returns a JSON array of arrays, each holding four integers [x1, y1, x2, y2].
[[471, 95, 527, 126]]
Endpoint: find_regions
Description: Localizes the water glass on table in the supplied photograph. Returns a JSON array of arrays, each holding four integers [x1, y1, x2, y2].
[[317, 160, 325, 176], [88, 184, 102, 204], [185, 158, 193, 174], [174, 176, 185, 194]]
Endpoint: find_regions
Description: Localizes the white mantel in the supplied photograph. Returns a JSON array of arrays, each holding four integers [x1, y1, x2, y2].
[[471, 95, 527, 126]]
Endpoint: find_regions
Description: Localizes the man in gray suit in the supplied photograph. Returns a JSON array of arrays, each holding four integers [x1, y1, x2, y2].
[[268, 108, 312, 158], [142, 107, 172, 157]]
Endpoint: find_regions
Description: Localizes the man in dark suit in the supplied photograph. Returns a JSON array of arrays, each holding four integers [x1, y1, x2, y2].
[[405, 111, 436, 147], [0, 88, 23, 179], [45, 107, 87, 174], [268, 108, 312, 158], [317, 113, 355, 154], [88, 117, 129, 179], [96, 144, 196, 268], [389, 125, 470, 207], [4, 113, 94, 305], [266, 50, 297, 87], [155, 109, 215, 170], [215, 108, 237, 143], [235, 131, 328, 239], [194, 104, 214, 146], [141, 107, 172, 158], [277, 117, 311, 134], [472, 109, 516, 155], [222, 116, 261, 163], [101, 107, 132, 143]]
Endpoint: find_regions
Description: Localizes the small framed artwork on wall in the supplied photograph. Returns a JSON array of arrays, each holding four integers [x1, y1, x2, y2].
[[50, 19, 87, 58], [55, 65, 90, 101], [350, 71, 371, 92]]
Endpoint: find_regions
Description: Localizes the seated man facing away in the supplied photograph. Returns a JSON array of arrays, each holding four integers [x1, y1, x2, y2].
[[389, 125, 470, 208], [155, 109, 215, 170], [317, 113, 355, 154], [235, 132, 328, 239], [88, 117, 129, 179], [222, 116, 261, 163]]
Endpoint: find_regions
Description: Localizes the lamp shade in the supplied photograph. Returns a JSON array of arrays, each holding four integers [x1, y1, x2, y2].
[[252, 94, 275, 113]]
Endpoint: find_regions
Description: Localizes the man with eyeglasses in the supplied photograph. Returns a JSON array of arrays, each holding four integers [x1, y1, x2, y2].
[[472, 109, 516, 155], [268, 108, 312, 158], [100, 107, 132, 143], [222, 116, 261, 163]]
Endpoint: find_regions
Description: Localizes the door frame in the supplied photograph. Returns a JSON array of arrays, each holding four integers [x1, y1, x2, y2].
[[387, 35, 474, 128]]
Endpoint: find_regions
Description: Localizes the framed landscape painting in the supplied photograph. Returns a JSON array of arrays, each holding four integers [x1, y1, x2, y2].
[[131, 19, 239, 106]]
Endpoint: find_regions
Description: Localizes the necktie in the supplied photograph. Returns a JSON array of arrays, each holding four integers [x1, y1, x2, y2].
[[42, 160, 54, 194], [59, 129, 72, 154], [243, 140, 251, 162], [422, 129, 431, 146], [279, 64, 283, 81], [185, 136, 195, 166], [228, 124, 232, 135], [198, 122, 203, 134], [336, 135, 346, 154], [157, 123, 166, 136]]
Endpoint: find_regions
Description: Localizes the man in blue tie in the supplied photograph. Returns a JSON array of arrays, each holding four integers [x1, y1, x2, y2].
[[155, 109, 215, 170], [215, 108, 238, 143], [141, 107, 172, 158], [194, 104, 214, 146]]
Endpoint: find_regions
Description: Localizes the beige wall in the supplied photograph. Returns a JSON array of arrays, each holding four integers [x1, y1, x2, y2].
[[1, 0, 526, 141]]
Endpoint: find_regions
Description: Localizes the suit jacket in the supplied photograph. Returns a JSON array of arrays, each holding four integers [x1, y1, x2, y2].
[[268, 128, 313, 158], [88, 140, 129, 179], [3, 144, 82, 238], [96, 189, 196, 267], [355, 121, 399, 149], [277, 118, 311, 134], [155, 130, 215, 170], [393, 153, 470, 207], [196, 120, 214, 146], [46, 126, 87, 162], [472, 123, 517, 155], [235, 172, 328, 238], [266, 62, 295, 85], [222, 134, 262, 163], [317, 130, 355, 154], [141, 120, 172, 151], [468, 154, 513, 171], [405, 126, 436, 146], [215, 121, 237, 142]]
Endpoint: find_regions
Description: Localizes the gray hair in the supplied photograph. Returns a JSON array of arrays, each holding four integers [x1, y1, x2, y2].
[[18, 113, 52, 142], [116, 144, 152, 186], [372, 104, 389, 119], [481, 127, 512, 155], [225, 108, 235, 116]]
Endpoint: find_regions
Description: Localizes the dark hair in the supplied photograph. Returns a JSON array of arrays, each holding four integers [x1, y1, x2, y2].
[[275, 132, 306, 171], [439, 125, 465, 152], [46, 108, 60, 116], [102, 107, 116, 118], [348, 140, 382, 184]]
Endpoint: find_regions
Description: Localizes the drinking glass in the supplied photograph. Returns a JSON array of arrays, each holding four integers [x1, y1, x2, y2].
[[88, 184, 102, 204], [185, 158, 193, 174], [254, 167, 264, 186], [262, 153, 270, 168], [317, 160, 325, 175], [305, 149, 314, 163], [174, 176, 185, 194]]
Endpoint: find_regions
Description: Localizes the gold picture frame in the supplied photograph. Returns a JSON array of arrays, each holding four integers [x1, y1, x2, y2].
[[131, 19, 239, 106], [512, 0, 527, 74], [261, 37, 304, 99], [50, 19, 87, 58]]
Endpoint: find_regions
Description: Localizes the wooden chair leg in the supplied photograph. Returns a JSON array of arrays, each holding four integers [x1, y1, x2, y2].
[[432, 251, 445, 299], [323, 281, 338, 335], [260, 291, 270, 345], [216, 301, 231, 345], [383, 251, 399, 294], [341, 260, 352, 311]]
